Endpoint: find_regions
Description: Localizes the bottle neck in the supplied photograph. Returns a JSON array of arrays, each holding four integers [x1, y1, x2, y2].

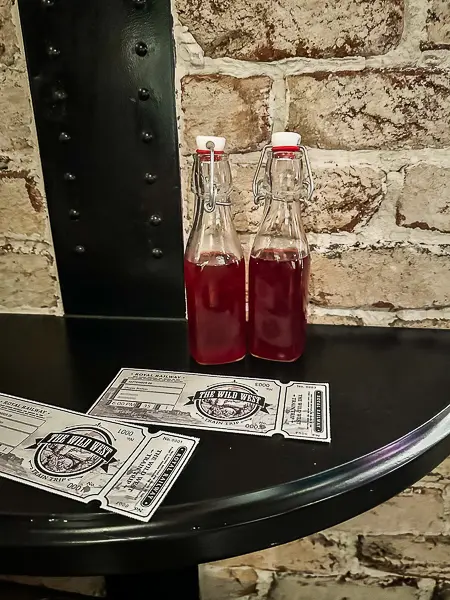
[[193, 153, 232, 204], [192, 202, 233, 229], [252, 187, 309, 258], [267, 150, 303, 202], [186, 153, 242, 263], [187, 203, 243, 262], [263, 195, 304, 226]]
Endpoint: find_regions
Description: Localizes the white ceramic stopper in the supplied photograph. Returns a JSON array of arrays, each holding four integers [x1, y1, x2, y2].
[[196, 136, 226, 152], [271, 131, 301, 148]]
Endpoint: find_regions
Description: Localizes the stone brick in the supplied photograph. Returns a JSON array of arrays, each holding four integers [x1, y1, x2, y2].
[[0, 171, 47, 237], [270, 574, 426, 600], [0, 247, 58, 309], [287, 70, 450, 150], [181, 75, 271, 154], [423, 0, 450, 49], [215, 534, 355, 574], [334, 488, 445, 535], [201, 569, 433, 600], [308, 313, 364, 326], [359, 534, 450, 579], [0, 575, 105, 597], [0, 69, 34, 152], [390, 318, 450, 329], [307, 165, 385, 232], [396, 165, 450, 233], [200, 565, 271, 600], [176, 0, 404, 60], [231, 163, 385, 234], [0, 0, 20, 66], [310, 246, 450, 310]]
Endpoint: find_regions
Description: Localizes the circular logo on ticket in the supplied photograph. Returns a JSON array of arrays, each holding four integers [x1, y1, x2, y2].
[[192, 383, 268, 422], [32, 426, 117, 477]]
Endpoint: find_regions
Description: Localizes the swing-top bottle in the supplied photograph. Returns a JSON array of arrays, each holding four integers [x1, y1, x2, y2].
[[248, 131, 314, 362], [184, 136, 246, 365]]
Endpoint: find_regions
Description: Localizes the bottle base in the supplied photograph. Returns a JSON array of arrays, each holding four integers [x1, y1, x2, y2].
[[193, 354, 246, 366], [250, 352, 303, 363]]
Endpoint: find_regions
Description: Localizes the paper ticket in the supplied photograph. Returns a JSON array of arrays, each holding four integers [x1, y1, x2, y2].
[[0, 393, 198, 522], [88, 369, 330, 442]]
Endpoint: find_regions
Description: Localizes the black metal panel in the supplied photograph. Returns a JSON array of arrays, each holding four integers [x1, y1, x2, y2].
[[18, 0, 185, 318]]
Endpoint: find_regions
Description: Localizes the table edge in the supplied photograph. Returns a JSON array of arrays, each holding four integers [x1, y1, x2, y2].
[[0, 400, 449, 547]]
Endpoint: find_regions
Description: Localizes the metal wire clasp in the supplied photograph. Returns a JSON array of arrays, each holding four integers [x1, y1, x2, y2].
[[193, 141, 217, 213], [252, 143, 315, 205], [252, 144, 270, 206]]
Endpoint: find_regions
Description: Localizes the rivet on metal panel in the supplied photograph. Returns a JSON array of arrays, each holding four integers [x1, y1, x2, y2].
[[52, 88, 67, 102], [141, 131, 153, 143], [149, 214, 162, 226], [135, 42, 148, 56], [74, 245, 85, 254], [47, 45, 60, 57], [59, 132, 71, 142], [68, 209, 80, 220], [138, 88, 150, 101], [145, 173, 157, 184], [152, 248, 163, 259], [64, 172, 76, 182]]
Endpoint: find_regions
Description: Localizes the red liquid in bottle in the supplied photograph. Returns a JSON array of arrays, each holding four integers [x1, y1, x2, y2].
[[249, 249, 310, 362], [184, 253, 246, 365]]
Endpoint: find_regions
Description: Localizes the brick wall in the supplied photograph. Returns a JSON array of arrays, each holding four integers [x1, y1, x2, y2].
[[174, 0, 450, 598], [175, 0, 450, 329], [0, 0, 61, 313]]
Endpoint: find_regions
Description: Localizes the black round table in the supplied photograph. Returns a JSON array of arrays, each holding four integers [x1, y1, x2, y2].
[[0, 315, 449, 599]]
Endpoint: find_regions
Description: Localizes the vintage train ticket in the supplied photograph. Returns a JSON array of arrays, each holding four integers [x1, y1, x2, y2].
[[88, 369, 330, 442], [0, 393, 198, 522]]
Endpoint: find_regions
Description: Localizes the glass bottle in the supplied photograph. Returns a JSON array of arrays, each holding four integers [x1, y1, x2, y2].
[[184, 135, 246, 365], [248, 132, 314, 362]]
